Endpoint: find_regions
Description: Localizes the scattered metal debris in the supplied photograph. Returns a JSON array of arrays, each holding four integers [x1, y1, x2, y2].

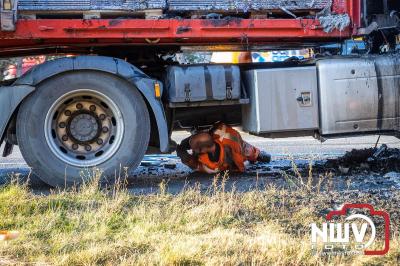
[[325, 145, 400, 174], [315, 0, 350, 32], [318, 13, 351, 32], [168, 0, 330, 12], [368, 144, 388, 161], [279, 7, 297, 19]]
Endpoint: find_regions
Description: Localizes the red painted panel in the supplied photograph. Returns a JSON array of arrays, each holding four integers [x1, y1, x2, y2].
[[0, 19, 352, 49], [0, 1, 361, 54]]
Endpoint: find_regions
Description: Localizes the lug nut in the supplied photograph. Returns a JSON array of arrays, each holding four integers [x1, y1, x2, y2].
[[89, 105, 96, 112], [72, 144, 79, 150], [96, 139, 104, 145], [64, 110, 72, 116], [76, 103, 83, 110], [99, 114, 106, 120], [59, 122, 66, 128], [62, 135, 68, 141], [85, 145, 92, 152], [102, 126, 109, 133]]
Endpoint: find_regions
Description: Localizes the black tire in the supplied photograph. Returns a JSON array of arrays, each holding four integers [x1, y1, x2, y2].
[[16, 71, 150, 187]]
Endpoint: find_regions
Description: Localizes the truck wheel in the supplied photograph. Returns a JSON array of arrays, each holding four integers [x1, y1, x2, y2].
[[16, 71, 150, 187]]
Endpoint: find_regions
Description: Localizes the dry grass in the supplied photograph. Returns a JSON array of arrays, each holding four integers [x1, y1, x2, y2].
[[0, 171, 399, 266]]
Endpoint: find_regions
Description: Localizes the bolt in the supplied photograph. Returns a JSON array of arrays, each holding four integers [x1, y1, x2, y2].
[[85, 145, 92, 152], [59, 122, 66, 128], [99, 114, 106, 120], [64, 110, 72, 116], [102, 126, 109, 133], [76, 103, 83, 110], [72, 144, 79, 150], [97, 139, 104, 145], [62, 135, 68, 141], [89, 105, 96, 112]]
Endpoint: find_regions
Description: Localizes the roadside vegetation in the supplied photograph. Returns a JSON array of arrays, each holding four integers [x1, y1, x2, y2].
[[0, 169, 399, 265]]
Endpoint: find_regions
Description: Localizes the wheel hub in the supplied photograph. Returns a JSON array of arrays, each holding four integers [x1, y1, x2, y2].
[[45, 90, 124, 166], [68, 113, 100, 143]]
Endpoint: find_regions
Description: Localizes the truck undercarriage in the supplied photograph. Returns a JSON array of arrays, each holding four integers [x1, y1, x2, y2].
[[0, 0, 400, 186]]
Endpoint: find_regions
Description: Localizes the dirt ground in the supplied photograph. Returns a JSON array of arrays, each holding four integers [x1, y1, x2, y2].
[[1, 131, 400, 195]]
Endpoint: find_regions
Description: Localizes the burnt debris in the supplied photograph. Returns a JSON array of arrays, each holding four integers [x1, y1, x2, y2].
[[325, 144, 400, 174]]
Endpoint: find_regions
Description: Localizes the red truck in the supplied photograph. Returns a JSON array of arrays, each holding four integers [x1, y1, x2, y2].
[[0, 0, 399, 186]]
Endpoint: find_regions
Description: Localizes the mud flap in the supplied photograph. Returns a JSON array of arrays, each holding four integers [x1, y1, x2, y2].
[[0, 85, 35, 150]]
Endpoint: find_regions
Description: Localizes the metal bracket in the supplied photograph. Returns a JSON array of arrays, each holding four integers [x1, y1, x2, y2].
[[357, 22, 379, 36], [1, 0, 17, 31], [2, 140, 13, 157], [296, 91, 312, 107], [226, 81, 233, 100], [0, 84, 34, 151], [184, 83, 191, 102]]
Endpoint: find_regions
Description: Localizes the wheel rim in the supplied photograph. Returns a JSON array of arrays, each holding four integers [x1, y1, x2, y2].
[[44, 89, 124, 167]]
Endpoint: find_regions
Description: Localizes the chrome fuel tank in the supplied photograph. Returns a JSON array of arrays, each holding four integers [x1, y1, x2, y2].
[[242, 66, 319, 134], [317, 55, 400, 135], [242, 55, 400, 137]]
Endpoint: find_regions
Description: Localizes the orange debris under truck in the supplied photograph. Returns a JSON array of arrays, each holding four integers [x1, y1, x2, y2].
[[0, 0, 399, 186]]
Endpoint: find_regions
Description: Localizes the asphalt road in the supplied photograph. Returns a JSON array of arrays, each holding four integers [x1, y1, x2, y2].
[[1, 131, 400, 194]]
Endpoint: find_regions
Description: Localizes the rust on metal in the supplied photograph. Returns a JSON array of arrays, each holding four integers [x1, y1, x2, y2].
[[0, 18, 353, 52]]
